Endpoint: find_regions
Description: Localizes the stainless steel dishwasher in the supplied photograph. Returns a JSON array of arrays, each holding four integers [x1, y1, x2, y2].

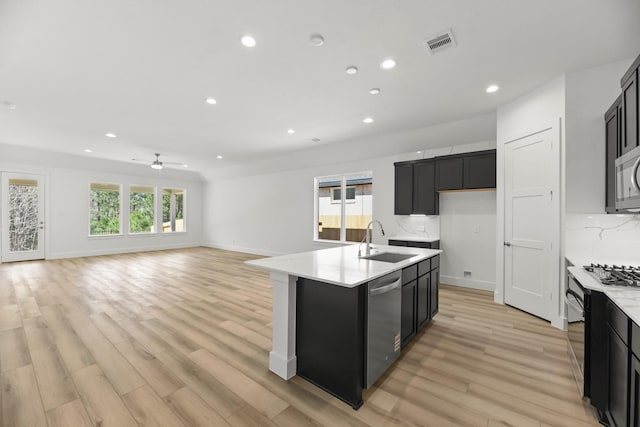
[[367, 270, 402, 388]]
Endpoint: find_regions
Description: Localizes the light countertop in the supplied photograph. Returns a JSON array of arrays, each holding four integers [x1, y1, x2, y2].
[[388, 236, 440, 243], [246, 244, 442, 288], [568, 266, 640, 327]]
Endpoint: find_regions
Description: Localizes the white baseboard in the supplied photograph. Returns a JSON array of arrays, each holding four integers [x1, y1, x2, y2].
[[440, 275, 496, 291], [202, 242, 285, 257], [47, 242, 202, 260]]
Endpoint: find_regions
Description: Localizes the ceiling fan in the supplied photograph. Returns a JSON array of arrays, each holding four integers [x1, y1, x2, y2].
[[132, 153, 184, 170]]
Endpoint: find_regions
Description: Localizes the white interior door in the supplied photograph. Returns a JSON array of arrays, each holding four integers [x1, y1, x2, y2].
[[1, 173, 46, 262], [504, 128, 557, 321]]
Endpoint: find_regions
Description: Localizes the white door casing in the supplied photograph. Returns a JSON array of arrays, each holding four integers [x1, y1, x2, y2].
[[1, 172, 46, 262], [503, 124, 560, 323]]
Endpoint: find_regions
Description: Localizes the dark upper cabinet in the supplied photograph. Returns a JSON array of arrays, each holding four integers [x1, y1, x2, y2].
[[394, 160, 438, 215], [394, 163, 413, 215], [605, 97, 622, 213], [435, 150, 496, 191], [435, 157, 463, 191], [621, 57, 639, 156], [413, 160, 437, 215], [464, 151, 497, 189]]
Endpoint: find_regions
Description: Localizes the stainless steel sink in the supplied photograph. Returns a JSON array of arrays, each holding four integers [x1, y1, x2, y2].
[[361, 252, 417, 263]]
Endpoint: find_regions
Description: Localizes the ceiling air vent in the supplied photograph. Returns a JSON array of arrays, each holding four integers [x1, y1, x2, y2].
[[423, 29, 456, 55]]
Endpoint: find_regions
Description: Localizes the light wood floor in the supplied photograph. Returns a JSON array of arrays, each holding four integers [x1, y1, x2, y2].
[[0, 247, 599, 427]]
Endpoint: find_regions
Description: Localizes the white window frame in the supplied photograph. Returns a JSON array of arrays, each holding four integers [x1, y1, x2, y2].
[[161, 188, 187, 234], [314, 171, 372, 243], [128, 184, 157, 235]]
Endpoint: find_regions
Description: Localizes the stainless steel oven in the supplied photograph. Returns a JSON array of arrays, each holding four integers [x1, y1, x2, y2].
[[566, 271, 588, 396], [615, 144, 640, 211]]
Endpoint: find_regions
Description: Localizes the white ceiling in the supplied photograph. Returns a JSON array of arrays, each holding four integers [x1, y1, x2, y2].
[[1, 0, 639, 174]]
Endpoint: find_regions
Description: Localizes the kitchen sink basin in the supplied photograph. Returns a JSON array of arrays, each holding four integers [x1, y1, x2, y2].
[[361, 252, 417, 263]]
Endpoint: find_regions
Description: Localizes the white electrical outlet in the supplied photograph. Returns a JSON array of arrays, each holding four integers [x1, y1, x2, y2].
[[416, 225, 425, 232]]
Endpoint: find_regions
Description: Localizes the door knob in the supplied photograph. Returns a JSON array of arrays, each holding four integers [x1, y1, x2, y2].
[[504, 242, 511, 247]]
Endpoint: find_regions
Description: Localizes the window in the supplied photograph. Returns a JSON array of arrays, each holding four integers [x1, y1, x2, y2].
[[129, 185, 155, 233], [315, 172, 372, 242], [89, 183, 121, 235], [162, 188, 185, 232]]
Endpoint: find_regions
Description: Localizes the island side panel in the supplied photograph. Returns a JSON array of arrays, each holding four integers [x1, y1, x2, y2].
[[268, 271, 297, 379], [296, 278, 366, 409]]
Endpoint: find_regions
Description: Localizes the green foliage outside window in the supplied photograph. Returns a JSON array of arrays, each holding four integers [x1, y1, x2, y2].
[[90, 186, 121, 235], [130, 189, 154, 233]]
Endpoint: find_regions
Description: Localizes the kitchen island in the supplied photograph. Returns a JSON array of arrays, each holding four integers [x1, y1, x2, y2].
[[246, 244, 442, 408]]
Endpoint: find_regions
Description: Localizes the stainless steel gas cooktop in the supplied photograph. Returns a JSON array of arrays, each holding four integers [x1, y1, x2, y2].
[[584, 264, 640, 287]]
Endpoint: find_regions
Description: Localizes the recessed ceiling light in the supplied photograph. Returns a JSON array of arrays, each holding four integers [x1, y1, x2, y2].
[[486, 84, 499, 93], [182, 164, 188, 168], [416, 151, 422, 154], [105, 133, 117, 138], [309, 33, 325, 47], [205, 97, 217, 105], [84, 149, 92, 153], [380, 59, 396, 70], [241, 35, 256, 47], [369, 88, 381, 95], [287, 129, 295, 134], [363, 117, 374, 124], [217, 155, 223, 159], [345, 66, 358, 75]]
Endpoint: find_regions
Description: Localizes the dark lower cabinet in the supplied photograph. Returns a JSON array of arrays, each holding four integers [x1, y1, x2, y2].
[[430, 267, 439, 318], [401, 281, 417, 346], [631, 354, 640, 427], [296, 278, 366, 409], [608, 325, 629, 427], [416, 274, 430, 329]]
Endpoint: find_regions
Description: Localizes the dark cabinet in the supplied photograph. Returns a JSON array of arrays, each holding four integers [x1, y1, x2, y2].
[[608, 325, 629, 427], [401, 281, 416, 346], [413, 161, 437, 215], [296, 277, 366, 408], [464, 151, 497, 189], [430, 266, 439, 318], [435, 157, 463, 191], [435, 150, 496, 191], [631, 353, 640, 427], [621, 59, 639, 155], [400, 256, 439, 348], [605, 97, 622, 213], [394, 163, 413, 215], [394, 160, 437, 215], [607, 300, 630, 427], [416, 274, 430, 329], [388, 239, 440, 250]]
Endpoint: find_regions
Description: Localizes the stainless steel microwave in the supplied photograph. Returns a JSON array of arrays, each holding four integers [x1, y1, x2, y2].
[[616, 145, 640, 212]]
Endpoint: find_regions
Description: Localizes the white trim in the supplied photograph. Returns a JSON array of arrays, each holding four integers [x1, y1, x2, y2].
[[47, 241, 201, 260], [440, 275, 495, 291]]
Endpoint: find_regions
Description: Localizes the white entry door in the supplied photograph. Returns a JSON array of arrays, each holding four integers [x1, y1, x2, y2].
[[1, 173, 46, 262], [504, 127, 558, 321]]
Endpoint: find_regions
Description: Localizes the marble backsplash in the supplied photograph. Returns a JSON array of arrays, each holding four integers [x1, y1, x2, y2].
[[393, 215, 440, 239], [565, 213, 640, 265]]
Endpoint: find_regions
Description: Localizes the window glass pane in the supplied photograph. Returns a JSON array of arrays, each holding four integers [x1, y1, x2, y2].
[[317, 176, 342, 241], [9, 179, 39, 251], [162, 188, 185, 233], [344, 173, 372, 243], [89, 182, 121, 236], [130, 185, 155, 233]]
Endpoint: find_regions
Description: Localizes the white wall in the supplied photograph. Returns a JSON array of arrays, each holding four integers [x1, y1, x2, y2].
[[439, 191, 497, 290], [496, 76, 566, 328], [0, 144, 203, 260]]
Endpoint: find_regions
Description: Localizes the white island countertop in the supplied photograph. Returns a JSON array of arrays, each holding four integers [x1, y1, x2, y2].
[[246, 244, 442, 288]]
